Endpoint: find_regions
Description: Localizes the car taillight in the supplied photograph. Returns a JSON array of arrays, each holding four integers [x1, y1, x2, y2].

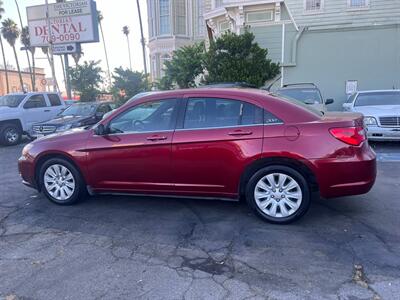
[[329, 126, 366, 146]]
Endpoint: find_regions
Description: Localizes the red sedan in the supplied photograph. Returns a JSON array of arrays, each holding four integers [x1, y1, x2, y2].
[[18, 88, 376, 223]]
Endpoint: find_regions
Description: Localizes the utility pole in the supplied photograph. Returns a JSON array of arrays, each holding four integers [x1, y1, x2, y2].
[[64, 54, 72, 99], [45, 0, 58, 92], [136, 0, 148, 90]]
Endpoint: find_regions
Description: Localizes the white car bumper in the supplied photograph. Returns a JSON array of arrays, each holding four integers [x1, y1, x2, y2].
[[366, 126, 400, 141]]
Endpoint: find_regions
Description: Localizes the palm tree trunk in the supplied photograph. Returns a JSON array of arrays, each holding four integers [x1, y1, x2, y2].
[[15, 0, 33, 88], [99, 22, 112, 89], [136, 0, 148, 89], [31, 48, 36, 91], [0, 35, 9, 93], [126, 35, 132, 70], [12, 45, 24, 92]]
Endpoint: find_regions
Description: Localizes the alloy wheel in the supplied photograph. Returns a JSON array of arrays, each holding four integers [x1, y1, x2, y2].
[[254, 173, 303, 218], [5, 128, 19, 143]]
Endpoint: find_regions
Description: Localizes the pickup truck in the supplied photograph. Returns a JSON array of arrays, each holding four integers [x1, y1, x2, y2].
[[0, 92, 66, 146]]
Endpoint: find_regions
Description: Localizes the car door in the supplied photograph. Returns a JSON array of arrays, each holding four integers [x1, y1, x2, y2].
[[85, 98, 179, 193], [171, 96, 264, 198], [22, 94, 52, 128]]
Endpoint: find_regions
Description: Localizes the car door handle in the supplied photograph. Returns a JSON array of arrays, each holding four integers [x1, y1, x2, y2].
[[44, 109, 51, 112], [146, 135, 168, 141], [228, 130, 253, 136]]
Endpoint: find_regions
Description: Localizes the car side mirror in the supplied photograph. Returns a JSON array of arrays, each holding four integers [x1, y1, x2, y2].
[[325, 99, 334, 105], [342, 103, 352, 111], [94, 123, 108, 136]]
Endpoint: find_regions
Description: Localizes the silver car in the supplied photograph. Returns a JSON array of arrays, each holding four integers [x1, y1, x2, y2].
[[343, 90, 400, 141]]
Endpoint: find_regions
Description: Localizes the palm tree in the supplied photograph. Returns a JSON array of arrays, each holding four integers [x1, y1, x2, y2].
[[21, 26, 36, 91], [15, 0, 33, 88], [122, 25, 132, 70], [98, 11, 111, 89], [1, 18, 24, 92], [0, 1, 9, 93], [136, 0, 148, 89], [41, 46, 59, 91]]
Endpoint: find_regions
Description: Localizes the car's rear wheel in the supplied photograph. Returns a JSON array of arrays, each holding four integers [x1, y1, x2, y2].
[[0, 123, 22, 146], [39, 158, 84, 205], [246, 165, 311, 224]]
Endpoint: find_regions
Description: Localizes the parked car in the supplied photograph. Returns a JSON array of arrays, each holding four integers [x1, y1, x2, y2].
[[343, 90, 400, 141], [31, 102, 114, 138], [19, 88, 376, 224], [0, 92, 65, 146], [64, 99, 77, 107], [274, 83, 334, 112]]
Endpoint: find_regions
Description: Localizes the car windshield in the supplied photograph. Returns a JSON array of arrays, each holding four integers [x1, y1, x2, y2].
[[60, 103, 97, 117], [0, 95, 25, 107], [355, 91, 400, 106], [276, 88, 323, 104], [271, 92, 323, 116]]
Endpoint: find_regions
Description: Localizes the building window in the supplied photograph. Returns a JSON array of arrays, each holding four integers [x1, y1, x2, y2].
[[175, 0, 186, 35], [195, 0, 205, 36], [305, 0, 322, 11], [160, 54, 171, 77], [219, 21, 230, 32], [246, 10, 274, 23], [214, 0, 224, 9], [148, 0, 156, 37], [159, 0, 171, 35], [348, 0, 369, 8]]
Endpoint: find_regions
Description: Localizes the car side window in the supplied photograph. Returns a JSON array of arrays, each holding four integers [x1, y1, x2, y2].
[[48, 94, 61, 106], [184, 98, 265, 129], [346, 93, 357, 104], [23, 95, 47, 109], [97, 104, 111, 115], [109, 99, 178, 134], [264, 110, 283, 125]]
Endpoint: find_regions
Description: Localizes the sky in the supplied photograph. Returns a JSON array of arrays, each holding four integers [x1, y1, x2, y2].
[[1, 0, 149, 93]]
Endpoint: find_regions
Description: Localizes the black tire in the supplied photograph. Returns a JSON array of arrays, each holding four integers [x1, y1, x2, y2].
[[39, 158, 86, 205], [245, 165, 311, 224], [0, 123, 22, 146]]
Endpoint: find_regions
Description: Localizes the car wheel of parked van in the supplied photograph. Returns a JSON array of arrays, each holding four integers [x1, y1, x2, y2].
[[39, 158, 85, 205], [246, 165, 311, 224], [0, 124, 22, 146]]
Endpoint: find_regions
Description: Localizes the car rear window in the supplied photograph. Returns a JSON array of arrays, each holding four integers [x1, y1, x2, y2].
[[355, 92, 400, 106], [48, 94, 62, 106]]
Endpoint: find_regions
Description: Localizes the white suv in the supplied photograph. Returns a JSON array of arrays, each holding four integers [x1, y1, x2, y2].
[[0, 92, 66, 146]]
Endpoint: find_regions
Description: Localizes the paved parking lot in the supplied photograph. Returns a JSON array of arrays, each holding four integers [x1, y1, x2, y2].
[[1, 141, 400, 300]]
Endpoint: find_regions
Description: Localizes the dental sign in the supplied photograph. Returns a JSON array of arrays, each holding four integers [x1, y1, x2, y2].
[[27, 0, 99, 47]]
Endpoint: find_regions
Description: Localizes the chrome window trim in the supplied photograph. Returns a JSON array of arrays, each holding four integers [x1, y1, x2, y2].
[[175, 122, 284, 132], [93, 129, 175, 137]]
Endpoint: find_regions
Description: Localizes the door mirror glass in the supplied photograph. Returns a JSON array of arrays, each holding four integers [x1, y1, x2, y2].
[[325, 99, 334, 105]]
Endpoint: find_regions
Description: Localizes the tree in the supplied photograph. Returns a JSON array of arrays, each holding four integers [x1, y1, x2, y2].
[[15, 0, 33, 88], [41, 46, 59, 91], [97, 10, 111, 89], [122, 26, 132, 70], [69, 60, 103, 102], [111, 67, 146, 103], [160, 42, 205, 89], [203, 30, 280, 88], [0, 1, 9, 93], [1, 18, 24, 92], [71, 47, 83, 66], [21, 26, 36, 91]]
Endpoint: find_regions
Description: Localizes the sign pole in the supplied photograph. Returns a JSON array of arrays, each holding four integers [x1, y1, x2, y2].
[[45, 0, 58, 92], [64, 54, 72, 99]]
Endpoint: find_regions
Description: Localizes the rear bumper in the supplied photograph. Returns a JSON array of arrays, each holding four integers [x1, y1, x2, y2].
[[366, 126, 400, 141], [311, 143, 377, 198]]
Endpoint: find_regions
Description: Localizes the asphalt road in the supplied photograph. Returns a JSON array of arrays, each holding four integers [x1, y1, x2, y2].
[[0, 141, 399, 300]]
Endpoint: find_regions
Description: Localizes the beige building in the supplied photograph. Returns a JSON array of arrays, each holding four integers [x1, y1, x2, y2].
[[0, 67, 46, 96]]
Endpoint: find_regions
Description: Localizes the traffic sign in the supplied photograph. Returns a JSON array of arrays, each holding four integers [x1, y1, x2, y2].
[[52, 43, 80, 55]]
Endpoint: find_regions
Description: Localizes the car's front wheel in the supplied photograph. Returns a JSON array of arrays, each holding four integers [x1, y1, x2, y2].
[[0, 123, 22, 146], [246, 165, 311, 224], [39, 158, 85, 205]]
